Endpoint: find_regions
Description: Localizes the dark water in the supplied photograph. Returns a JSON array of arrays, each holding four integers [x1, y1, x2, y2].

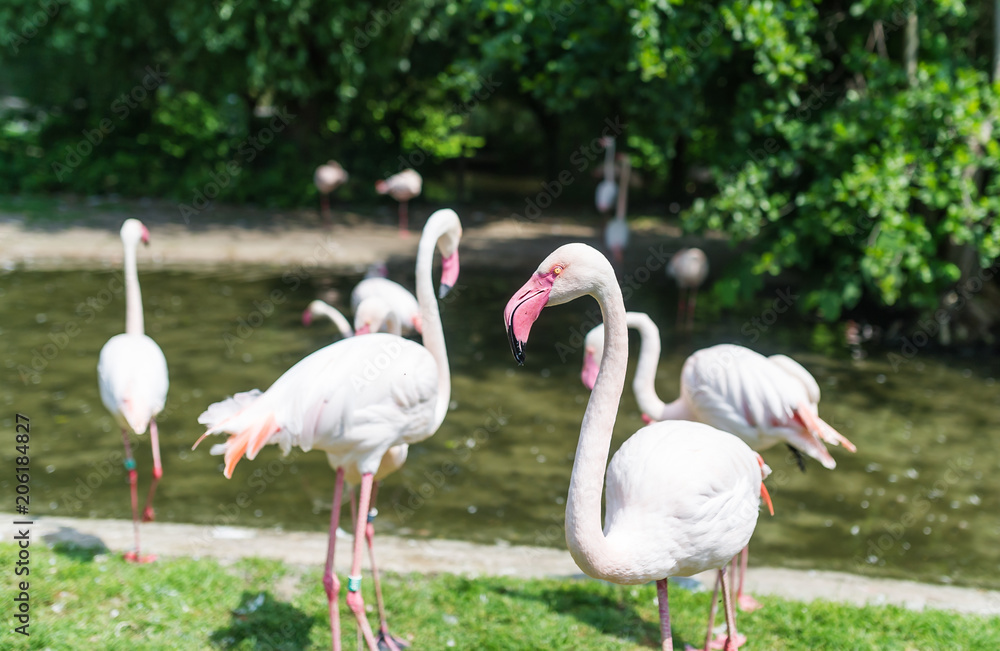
[[1, 266, 998, 590]]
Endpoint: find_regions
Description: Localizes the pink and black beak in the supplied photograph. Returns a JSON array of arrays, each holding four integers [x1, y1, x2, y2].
[[504, 272, 555, 365], [301, 308, 313, 327], [581, 348, 599, 390], [141, 226, 151, 246], [439, 251, 460, 299]]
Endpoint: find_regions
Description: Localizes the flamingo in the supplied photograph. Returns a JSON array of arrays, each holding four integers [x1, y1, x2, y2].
[[604, 152, 631, 267], [595, 137, 618, 214], [195, 208, 462, 651], [504, 243, 772, 651], [376, 168, 422, 236], [350, 277, 421, 336], [301, 296, 409, 648], [97, 218, 169, 563], [668, 248, 709, 331], [581, 315, 856, 618], [314, 161, 349, 226]]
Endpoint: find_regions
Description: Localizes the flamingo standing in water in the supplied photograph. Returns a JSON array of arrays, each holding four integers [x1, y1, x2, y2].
[[504, 243, 772, 651], [376, 169, 422, 236], [301, 296, 409, 648], [595, 137, 618, 215], [668, 248, 709, 331], [195, 209, 461, 651], [604, 153, 631, 267], [315, 161, 349, 226], [350, 277, 421, 336], [581, 315, 855, 617], [97, 218, 169, 563]]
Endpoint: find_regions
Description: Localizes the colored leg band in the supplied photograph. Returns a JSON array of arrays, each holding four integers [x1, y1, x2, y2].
[[124, 459, 136, 470], [347, 575, 362, 592]]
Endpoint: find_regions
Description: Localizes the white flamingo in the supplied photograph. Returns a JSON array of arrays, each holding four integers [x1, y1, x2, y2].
[[314, 161, 349, 225], [504, 243, 772, 651], [97, 218, 169, 563], [303, 297, 402, 337], [668, 248, 709, 331], [595, 137, 618, 214], [350, 277, 421, 335], [581, 314, 855, 619], [195, 208, 461, 651], [376, 168, 422, 236], [604, 152, 631, 266]]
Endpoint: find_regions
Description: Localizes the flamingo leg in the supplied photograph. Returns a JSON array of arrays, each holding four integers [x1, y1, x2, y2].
[[398, 202, 409, 236], [120, 429, 144, 562], [687, 287, 698, 331], [707, 565, 748, 650], [141, 418, 162, 523], [701, 571, 721, 651], [676, 289, 687, 331], [325, 468, 346, 651], [656, 578, 672, 651], [321, 194, 331, 226], [719, 568, 743, 651], [736, 546, 762, 611], [367, 483, 408, 650], [346, 473, 380, 650]]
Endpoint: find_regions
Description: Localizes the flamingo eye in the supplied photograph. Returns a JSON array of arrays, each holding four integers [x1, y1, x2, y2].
[[552, 265, 564, 275]]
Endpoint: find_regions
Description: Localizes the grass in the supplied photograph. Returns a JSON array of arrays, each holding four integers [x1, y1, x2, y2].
[[2, 542, 998, 650]]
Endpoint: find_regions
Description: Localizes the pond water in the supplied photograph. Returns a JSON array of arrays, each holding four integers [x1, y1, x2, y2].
[[1, 265, 998, 590]]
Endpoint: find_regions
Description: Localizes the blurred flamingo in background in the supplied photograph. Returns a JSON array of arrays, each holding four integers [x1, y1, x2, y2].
[[504, 243, 771, 651], [351, 277, 421, 336], [668, 248, 709, 331], [195, 209, 462, 651], [595, 137, 618, 215], [97, 218, 169, 563], [314, 161, 349, 226], [604, 152, 631, 267], [376, 168, 422, 236], [303, 296, 402, 337], [581, 316, 855, 618]]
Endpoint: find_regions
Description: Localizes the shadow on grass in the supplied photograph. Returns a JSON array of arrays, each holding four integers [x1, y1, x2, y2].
[[43, 526, 108, 562], [494, 582, 692, 650], [210, 591, 316, 650]]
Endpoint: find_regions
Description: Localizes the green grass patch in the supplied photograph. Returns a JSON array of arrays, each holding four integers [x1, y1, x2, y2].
[[2, 542, 997, 650]]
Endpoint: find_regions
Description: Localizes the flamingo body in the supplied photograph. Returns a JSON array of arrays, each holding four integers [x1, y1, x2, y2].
[[98, 334, 168, 434], [351, 277, 421, 335], [668, 248, 709, 289], [314, 161, 349, 195]]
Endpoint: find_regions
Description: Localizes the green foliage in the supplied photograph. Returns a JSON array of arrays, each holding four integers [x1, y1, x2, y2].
[[2, 542, 998, 649]]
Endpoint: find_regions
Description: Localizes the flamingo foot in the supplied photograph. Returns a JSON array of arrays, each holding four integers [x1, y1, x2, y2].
[[123, 551, 156, 564], [708, 632, 746, 650], [376, 628, 410, 651], [141, 506, 155, 522], [737, 593, 763, 612]]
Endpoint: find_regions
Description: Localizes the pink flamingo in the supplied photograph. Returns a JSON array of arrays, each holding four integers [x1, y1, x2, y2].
[[301, 296, 410, 648], [504, 243, 772, 651], [376, 168, 422, 236], [314, 161, 349, 226], [594, 137, 618, 214], [97, 218, 169, 563], [195, 209, 460, 651], [604, 153, 631, 267], [668, 248, 709, 331], [581, 316, 855, 618], [350, 277, 421, 335]]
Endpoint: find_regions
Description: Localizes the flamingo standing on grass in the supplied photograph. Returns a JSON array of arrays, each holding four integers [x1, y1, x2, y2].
[[314, 161, 349, 226], [580, 314, 855, 619], [376, 169, 422, 236], [195, 209, 462, 651], [604, 153, 631, 267], [350, 277, 422, 336], [97, 218, 169, 563], [668, 248, 709, 331], [504, 243, 772, 651]]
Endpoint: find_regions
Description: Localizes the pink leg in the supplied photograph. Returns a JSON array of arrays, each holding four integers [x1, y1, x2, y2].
[[398, 202, 409, 236], [676, 289, 687, 330], [325, 468, 346, 651], [700, 571, 721, 651], [346, 473, 379, 650], [367, 484, 408, 650], [736, 546, 762, 611], [656, 578, 672, 651], [707, 565, 747, 650], [718, 568, 742, 651], [141, 419, 162, 522], [687, 287, 698, 331], [121, 430, 153, 563], [321, 194, 331, 226]]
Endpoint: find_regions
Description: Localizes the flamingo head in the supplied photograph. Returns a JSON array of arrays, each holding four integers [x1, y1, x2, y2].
[[580, 324, 605, 390], [120, 218, 149, 247], [375, 179, 388, 194], [426, 208, 462, 298], [505, 243, 614, 365], [353, 296, 393, 336]]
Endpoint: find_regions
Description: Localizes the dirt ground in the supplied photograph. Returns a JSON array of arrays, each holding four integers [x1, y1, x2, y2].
[[4, 512, 998, 616]]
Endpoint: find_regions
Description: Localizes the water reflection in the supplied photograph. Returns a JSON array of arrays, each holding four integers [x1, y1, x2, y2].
[[1, 267, 998, 589]]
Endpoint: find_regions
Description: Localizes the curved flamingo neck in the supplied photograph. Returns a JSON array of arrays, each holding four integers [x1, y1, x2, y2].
[[123, 238, 144, 336], [565, 271, 629, 581], [614, 158, 630, 221], [415, 226, 451, 431], [319, 304, 354, 338], [626, 313, 666, 418], [603, 140, 615, 180]]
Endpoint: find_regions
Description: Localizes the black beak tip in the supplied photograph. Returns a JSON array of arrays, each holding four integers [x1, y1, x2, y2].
[[506, 321, 526, 365], [439, 284, 452, 299]]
